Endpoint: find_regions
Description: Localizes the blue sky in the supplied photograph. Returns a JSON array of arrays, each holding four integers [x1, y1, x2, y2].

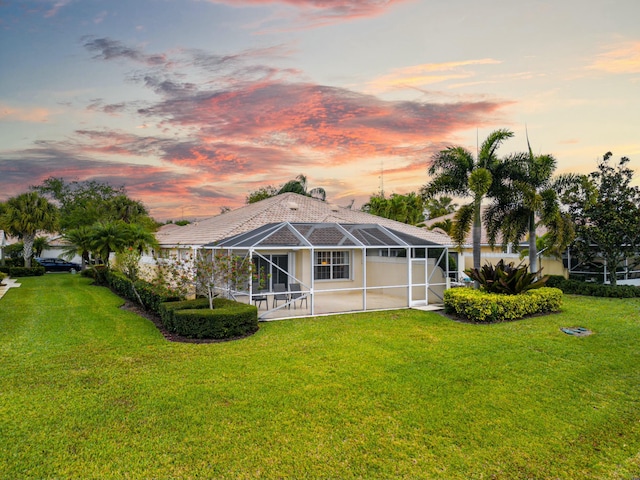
[[1, 0, 639, 219]]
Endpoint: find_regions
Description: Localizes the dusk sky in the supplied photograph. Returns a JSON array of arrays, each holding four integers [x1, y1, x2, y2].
[[1, 0, 639, 220]]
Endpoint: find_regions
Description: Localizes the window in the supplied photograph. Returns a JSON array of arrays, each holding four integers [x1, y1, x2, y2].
[[314, 251, 350, 280]]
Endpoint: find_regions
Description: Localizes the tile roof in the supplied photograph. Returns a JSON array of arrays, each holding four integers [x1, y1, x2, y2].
[[156, 193, 452, 247]]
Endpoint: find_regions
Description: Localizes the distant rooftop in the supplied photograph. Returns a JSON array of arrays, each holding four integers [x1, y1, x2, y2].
[[156, 193, 451, 247]]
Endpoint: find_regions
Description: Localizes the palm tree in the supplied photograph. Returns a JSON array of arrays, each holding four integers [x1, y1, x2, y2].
[[278, 174, 327, 201], [423, 129, 514, 271], [61, 226, 95, 268], [0, 192, 58, 267], [484, 135, 575, 272], [423, 195, 457, 220], [125, 223, 159, 254], [403, 192, 425, 226], [90, 221, 131, 266], [361, 193, 388, 217], [428, 218, 454, 236], [32, 236, 51, 258], [387, 194, 409, 223]]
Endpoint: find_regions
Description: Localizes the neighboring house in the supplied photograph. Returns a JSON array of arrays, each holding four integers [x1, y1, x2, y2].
[[566, 246, 640, 285], [150, 193, 453, 320], [39, 235, 83, 265], [424, 209, 568, 278]]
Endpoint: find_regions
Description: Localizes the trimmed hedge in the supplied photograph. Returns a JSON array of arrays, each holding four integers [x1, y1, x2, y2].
[[159, 297, 258, 339], [106, 270, 180, 315], [7, 266, 45, 277], [81, 266, 109, 286], [546, 275, 640, 298], [444, 287, 563, 323], [0, 266, 10, 275]]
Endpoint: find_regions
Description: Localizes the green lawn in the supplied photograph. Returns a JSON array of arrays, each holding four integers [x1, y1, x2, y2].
[[1, 275, 639, 479]]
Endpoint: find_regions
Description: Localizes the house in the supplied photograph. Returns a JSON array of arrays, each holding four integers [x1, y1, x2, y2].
[[424, 209, 568, 278], [151, 193, 453, 320], [39, 235, 83, 265]]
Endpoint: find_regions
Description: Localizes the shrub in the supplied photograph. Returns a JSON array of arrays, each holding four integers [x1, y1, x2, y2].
[[444, 286, 563, 323], [8, 266, 45, 277], [544, 276, 640, 298], [159, 298, 211, 332], [0, 271, 6, 283], [106, 270, 181, 315], [0, 266, 9, 275], [134, 280, 181, 315], [465, 260, 548, 295], [83, 265, 109, 285], [159, 297, 258, 339], [545, 275, 566, 289]]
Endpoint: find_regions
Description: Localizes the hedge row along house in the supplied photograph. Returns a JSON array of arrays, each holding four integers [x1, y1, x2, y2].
[[146, 193, 453, 320]]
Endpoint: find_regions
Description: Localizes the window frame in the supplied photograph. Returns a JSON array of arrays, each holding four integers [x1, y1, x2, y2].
[[313, 250, 351, 281]]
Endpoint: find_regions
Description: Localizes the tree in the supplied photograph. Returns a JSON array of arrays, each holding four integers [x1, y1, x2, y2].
[[483, 136, 574, 272], [428, 218, 454, 236], [423, 129, 514, 271], [126, 223, 159, 254], [278, 174, 326, 201], [61, 226, 94, 268], [246, 175, 327, 204], [361, 192, 388, 217], [424, 195, 457, 220], [90, 221, 131, 266], [0, 192, 59, 267], [32, 177, 155, 231], [560, 152, 640, 286], [33, 236, 51, 258], [157, 250, 253, 309], [362, 192, 425, 225], [246, 185, 278, 204], [89, 221, 158, 266]]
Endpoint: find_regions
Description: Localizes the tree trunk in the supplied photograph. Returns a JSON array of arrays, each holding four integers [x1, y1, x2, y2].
[[606, 257, 618, 287], [472, 202, 482, 271], [528, 213, 537, 273], [23, 233, 35, 268]]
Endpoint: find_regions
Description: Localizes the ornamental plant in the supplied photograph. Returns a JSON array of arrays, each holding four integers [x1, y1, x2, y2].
[[156, 249, 253, 309], [465, 259, 548, 295]]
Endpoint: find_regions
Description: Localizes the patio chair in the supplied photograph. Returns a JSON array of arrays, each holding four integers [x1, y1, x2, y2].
[[252, 282, 268, 309], [289, 283, 308, 309], [273, 283, 290, 309]]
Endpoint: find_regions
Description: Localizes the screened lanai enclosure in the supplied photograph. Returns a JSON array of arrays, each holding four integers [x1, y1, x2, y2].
[[204, 222, 450, 320]]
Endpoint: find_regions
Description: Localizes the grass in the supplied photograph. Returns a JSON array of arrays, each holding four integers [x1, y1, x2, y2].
[[1, 274, 640, 479]]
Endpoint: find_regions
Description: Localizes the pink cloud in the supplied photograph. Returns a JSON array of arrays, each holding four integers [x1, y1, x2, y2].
[[0, 37, 511, 219], [0, 104, 51, 123], [207, 0, 410, 25], [589, 41, 640, 74]]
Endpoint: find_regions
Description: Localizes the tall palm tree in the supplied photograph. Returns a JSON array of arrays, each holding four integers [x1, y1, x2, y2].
[[423, 129, 514, 271], [484, 135, 575, 272], [0, 192, 58, 267]]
